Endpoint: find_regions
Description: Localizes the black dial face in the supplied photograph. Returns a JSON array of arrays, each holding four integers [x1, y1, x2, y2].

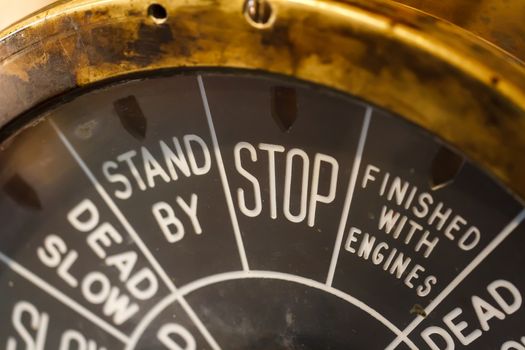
[[0, 71, 524, 350]]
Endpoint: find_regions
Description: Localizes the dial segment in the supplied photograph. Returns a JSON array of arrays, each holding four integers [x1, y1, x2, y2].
[[332, 107, 523, 328], [0, 265, 121, 349], [0, 71, 523, 349], [205, 74, 367, 280], [53, 74, 245, 287], [407, 219, 525, 350]]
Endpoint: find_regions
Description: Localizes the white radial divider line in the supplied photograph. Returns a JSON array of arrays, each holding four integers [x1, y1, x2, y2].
[[197, 75, 250, 271], [128, 270, 418, 350], [51, 121, 222, 350], [0, 251, 130, 344], [326, 106, 372, 286], [385, 208, 525, 350], [50, 120, 177, 294]]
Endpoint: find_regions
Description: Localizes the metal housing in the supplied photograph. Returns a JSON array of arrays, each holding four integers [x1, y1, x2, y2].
[[1, 0, 525, 200]]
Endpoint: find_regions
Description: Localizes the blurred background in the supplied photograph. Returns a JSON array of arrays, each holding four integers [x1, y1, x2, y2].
[[0, 0, 56, 30]]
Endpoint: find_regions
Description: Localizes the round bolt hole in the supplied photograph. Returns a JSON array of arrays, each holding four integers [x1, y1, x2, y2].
[[148, 3, 168, 24], [244, 0, 274, 28]]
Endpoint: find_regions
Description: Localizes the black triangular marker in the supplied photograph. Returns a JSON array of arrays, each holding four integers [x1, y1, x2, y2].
[[4, 174, 42, 210], [114, 95, 148, 140], [430, 146, 465, 191], [271, 86, 298, 132]]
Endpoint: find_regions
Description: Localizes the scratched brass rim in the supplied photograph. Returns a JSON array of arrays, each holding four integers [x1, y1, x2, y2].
[[0, 0, 525, 201]]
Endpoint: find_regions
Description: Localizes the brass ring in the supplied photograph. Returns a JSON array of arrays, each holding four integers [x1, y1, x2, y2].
[[1, 0, 525, 200]]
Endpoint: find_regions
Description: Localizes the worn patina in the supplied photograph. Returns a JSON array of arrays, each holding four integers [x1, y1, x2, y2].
[[0, 0, 525, 202]]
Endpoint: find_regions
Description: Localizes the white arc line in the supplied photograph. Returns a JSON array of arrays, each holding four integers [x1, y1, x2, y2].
[[51, 121, 222, 350], [326, 106, 372, 286], [0, 251, 130, 343], [129, 270, 418, 350], [385, 208, 525, 350], [197, 75, 250, 271]]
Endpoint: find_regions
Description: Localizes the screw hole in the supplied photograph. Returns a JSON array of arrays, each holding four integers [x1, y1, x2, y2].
[[244, 0, 274, 28], [148, 3, 168, 24]]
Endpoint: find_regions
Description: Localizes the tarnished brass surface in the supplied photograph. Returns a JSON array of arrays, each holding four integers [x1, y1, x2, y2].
[[0, 0, 525, 202], [394, 0, 525, 62]]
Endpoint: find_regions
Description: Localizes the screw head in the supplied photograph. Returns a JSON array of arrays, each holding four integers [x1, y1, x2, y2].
[[244, 0, 274, 28]]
